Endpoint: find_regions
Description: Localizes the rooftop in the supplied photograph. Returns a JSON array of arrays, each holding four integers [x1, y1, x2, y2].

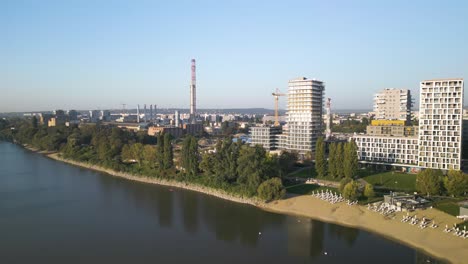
[[421, 78, 464, 82]]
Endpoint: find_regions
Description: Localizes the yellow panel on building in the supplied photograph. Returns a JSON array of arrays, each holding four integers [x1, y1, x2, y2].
[[371, 120, 405, 126]]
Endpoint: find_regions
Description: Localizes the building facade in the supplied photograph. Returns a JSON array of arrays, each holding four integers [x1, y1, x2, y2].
[[373, 88, 412, 123], [354, 135, 419, 166], [148, 126, 184, 138], [366, 125, 418, 137], [418, 79, 464, 170], [280, 77, 325, 154], [250, 126, 282, 150]]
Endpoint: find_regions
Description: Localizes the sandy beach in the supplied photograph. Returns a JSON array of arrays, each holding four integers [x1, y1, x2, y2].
[[264, 196, 468, 264], [40, 150, 467, 264]]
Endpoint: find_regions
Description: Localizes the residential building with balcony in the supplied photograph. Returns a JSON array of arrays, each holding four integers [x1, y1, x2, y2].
[[278, 77, 324, 155], [418, 79, 464, 170], [373, 88, 412, 124], [250, 126, 282, 150]]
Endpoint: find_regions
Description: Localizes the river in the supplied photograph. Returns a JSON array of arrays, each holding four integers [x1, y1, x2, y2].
[[0, 142, 445, 263]]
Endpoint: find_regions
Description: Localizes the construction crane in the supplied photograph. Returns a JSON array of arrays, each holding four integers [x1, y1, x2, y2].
[[272, 88, 286, 126], [121, 103, 127, 115]]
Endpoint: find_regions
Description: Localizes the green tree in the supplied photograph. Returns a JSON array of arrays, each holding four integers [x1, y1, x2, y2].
[[142, 145, 157, 169], [343, 141, 358, 178], [156, 134, 164, 169], [257, 178, 286, 202], [339, 177, 353, 193], [364, 183, 375, 198], [335, 142, 344, 178], [315, 137, 327, 177], [163, 133, 173, 170], [416, 169, 442, 196], [342, 180, 360, 200], [328, 143, 337, 177], [443, 170, 468, 197], [237, 145, 267, 196], [31, 116, 38, 128], [121, 143, 144, 166], [278, 151, 297, 178], [199, 152, 215, 175], [181, 135, 199, 177]]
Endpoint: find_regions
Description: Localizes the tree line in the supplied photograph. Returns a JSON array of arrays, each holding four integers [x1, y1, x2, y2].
[[0, 118, 291, 201], [315, 138, 359, 179], [314, 137, 374, 200], [416, 169, 468, 197]]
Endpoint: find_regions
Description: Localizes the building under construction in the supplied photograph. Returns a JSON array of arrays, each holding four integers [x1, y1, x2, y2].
[[250, 77, 325, 155]]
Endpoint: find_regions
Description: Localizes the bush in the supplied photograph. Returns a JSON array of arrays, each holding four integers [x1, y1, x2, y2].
[[343, 180, 360, 200], [339, 177, 353, 193], [443, 170, 468, 197], [416, 169, 442, 196], [257, 178, 286, 202], [364, 183, 375, 198]]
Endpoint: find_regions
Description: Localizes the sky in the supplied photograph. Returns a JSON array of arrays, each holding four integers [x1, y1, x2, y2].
[[2, 0, 468, 112]]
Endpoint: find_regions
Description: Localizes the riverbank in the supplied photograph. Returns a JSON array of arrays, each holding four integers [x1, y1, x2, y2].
[[27, 147, 466, 264], [46, 152, 261, 207], [264, 196, 467, 264]]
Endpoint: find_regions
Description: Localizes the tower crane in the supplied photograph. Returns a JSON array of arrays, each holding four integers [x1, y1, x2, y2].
[[272, 88, 286, 126]]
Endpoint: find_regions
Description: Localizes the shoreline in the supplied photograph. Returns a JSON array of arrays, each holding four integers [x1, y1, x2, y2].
[[23, 145, 467, 264]]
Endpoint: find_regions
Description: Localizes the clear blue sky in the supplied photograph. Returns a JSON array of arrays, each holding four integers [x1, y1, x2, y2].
[[2, 0, 468, 112]]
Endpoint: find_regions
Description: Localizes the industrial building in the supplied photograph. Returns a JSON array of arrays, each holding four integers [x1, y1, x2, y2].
[[148, 126, 184, 138], [250, 126, 282, 150], [278, 77, 325, 154], [184, 123, 204, 136], [373, 88, 412, 123]]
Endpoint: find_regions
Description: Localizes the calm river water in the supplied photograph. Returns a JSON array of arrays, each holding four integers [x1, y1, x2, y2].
[[0, 142, 444, 263]]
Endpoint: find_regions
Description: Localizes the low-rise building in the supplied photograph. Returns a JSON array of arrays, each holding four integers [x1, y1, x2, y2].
[[250, 126, 282, 150], [48, 116, 66, 127], [354, 135, 419, 167], [184, 123, 204, 136], [148, 126, 184, 138]]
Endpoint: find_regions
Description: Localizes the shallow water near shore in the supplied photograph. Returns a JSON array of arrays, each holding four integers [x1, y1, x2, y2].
[[0, 142, 446, 263]]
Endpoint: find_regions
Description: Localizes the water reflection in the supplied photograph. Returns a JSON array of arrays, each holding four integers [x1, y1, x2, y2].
[[199, 194, 286, 247], [0, 142, 448, 264], [328, 223, 359, 247], [179, 190, 199, 234], [287, 218, 325, 258]]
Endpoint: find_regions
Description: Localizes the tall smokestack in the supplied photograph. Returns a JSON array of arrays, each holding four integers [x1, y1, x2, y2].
[[190, 59, 196, 122], [175, 110, 180, 127], [137, 104, 140, 123]]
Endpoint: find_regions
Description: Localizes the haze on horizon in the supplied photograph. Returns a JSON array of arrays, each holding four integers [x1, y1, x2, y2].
[[2, 0, 468, 113]]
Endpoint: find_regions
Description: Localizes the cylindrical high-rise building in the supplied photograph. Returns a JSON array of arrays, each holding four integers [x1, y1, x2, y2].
[[285, 77, 325, 154], [190, 59, 196, 122]]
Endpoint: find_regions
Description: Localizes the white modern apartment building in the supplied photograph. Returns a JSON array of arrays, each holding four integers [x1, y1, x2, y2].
[[374, 88, 412, 123], [279, 77, 325, 154], [418, 79, 464, 170], [354, 135, 419, 166], [354, 78, 464, 171]]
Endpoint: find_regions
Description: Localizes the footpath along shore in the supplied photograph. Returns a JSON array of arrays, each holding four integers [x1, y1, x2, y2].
[[26, 147, 467, 264]]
